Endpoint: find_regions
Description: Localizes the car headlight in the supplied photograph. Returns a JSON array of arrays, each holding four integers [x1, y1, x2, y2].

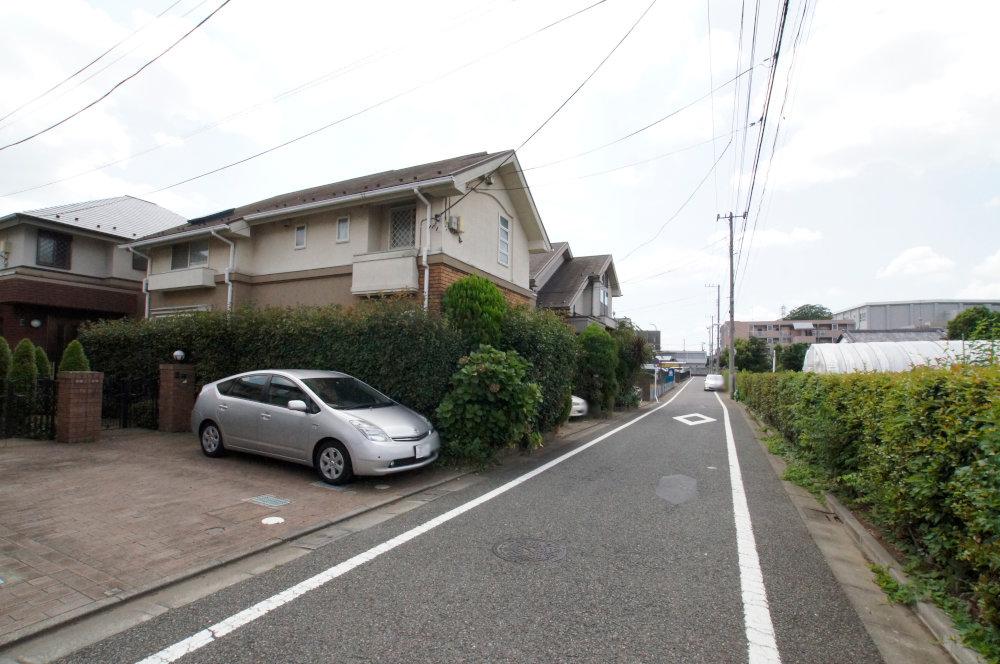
[[349, 419, 391, 442]]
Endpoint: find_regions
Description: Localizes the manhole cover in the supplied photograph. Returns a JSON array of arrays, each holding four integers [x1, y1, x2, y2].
[[205, 527, 225, 535], [493, 537, 566, 564], [246, 494, 291, 508], [261, 516, 285, 525]]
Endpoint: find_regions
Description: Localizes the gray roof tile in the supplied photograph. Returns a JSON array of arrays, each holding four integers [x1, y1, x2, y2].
[[16, 196, 185, 239]]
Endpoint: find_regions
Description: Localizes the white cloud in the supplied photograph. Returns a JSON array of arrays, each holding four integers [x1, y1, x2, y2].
[[988, 196, 1000, 207], [876, 246, 955, 279], [750, 227, 823, 249], [961, 248, 1000, 297]]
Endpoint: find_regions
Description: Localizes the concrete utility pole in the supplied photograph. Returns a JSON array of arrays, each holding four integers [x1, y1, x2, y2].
[[718, 212, 747, 397], [705, 283, 720, 370]]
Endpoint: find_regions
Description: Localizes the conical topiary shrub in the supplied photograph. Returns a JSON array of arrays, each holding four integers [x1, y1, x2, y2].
[[34, 345, 52, 379], [58, 340, 91, 372], [9, 339, 38, 398], [0, 337, 10, 379]]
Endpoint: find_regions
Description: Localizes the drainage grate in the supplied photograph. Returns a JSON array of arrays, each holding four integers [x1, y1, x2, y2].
[[247, 494, 291, 508], [493, 537, 567, 564]]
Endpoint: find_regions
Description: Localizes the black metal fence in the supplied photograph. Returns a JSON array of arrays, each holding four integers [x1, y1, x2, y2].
[[102, 376, 159, 430], [0, 379, 56, 439]]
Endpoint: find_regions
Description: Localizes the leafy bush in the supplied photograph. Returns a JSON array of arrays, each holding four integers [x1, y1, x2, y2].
[[611, 320, 651, 408], [58, 340, 91, 372], [79, 302, 462, 418], [441, 275, 508, 347], [9, 339, 38, 397], [574, 324, 618, 416], [0, 337, 10, 378], [775, 342, 808, 371], [948, 306, 1000, 340], [500, 307, 577, 431], [34, 346, 52, 378], [435, 345, 541, 465], [738, 366, 1000, 640]]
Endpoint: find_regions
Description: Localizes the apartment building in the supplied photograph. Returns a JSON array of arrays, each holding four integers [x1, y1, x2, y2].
[[720, 318, 857, 350]]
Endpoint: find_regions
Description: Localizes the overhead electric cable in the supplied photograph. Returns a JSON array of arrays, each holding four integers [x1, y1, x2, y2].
[[0, 0, 235, 153]]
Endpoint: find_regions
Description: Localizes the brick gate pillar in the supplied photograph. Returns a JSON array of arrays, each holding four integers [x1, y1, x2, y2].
[[56, 371, 103, 444], [158, 363, 198, 433]]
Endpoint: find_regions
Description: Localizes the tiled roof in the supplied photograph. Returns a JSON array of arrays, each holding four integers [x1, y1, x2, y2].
[[536, 254, 612, 309], [14, 196, 185, 240], [529, 241, 569, 278], [141, 151, 510, 240]]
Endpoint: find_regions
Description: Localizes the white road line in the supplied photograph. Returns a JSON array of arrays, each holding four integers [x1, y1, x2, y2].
[[136, 380, 694, 664], [715, 392, 782, 664]]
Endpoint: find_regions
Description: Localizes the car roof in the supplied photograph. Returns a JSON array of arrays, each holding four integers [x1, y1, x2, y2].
[[226, 369, 351, 380]]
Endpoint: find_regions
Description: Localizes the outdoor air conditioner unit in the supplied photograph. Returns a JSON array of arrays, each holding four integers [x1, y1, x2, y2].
[[446, 216, 463, 233]]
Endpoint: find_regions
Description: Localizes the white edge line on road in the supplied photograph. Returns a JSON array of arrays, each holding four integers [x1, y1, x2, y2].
[[136, 380, 694, 664], [714, 392, 782, 664]]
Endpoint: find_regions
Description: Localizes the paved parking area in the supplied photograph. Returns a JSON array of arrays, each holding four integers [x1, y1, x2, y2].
[[0, 429, 459, 645]]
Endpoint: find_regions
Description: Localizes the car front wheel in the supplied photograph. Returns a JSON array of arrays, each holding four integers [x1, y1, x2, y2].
[[200, 421, 226, 458], [315, 440, 354, 485]]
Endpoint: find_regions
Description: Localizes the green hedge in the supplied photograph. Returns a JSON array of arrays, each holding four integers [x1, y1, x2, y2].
[[738, 367, 1000, 632], [79, 303, 463, 417]]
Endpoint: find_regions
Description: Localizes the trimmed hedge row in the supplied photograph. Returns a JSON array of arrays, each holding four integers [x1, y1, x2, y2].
[[737, 367, 1000, 630]]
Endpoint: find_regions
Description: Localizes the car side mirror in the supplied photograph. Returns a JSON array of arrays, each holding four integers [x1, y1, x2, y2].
[[288, 399, 308, 412]]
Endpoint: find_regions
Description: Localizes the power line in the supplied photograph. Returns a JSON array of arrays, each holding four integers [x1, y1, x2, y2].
[[0, 0, 235, 153], [0, 0, 186, 127]]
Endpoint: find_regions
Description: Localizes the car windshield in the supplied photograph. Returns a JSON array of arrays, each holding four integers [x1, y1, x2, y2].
[[302, 377, 395, 409]]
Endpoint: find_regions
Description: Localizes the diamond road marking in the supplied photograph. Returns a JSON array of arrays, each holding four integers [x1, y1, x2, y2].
[[673, 412, 717, 426]]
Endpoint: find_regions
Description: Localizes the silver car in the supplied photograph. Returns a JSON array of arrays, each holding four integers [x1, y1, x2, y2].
[[191, 370, 440, 484]]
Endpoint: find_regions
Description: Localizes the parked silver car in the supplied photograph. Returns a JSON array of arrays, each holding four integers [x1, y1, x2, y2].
[[191, 370, 440, 484], [569, 395, 588, 418], [704, 374, 724, 391]]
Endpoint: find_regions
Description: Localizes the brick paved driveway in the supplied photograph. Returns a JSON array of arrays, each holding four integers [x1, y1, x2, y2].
[[0, 430, 457, 644]]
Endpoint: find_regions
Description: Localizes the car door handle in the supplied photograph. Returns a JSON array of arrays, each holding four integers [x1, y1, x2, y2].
[[218, 405, 228, 411], [260, 413, 271, 421]]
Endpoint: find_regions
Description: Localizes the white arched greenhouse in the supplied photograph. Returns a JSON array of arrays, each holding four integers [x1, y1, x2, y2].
[[802, 340, 998, 374]]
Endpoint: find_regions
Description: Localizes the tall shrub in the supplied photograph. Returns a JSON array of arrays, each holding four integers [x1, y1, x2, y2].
[[0, 337, 10, 378], [9, 339, 38, 397], [574, 323, 618, 416], [441, 275, 508, 347], [58, 340, 91, 372], [34, 346, 52, 378], [436, 345, 542, 465], [500, 307, 577, 431], [611, 320, 651, 408]]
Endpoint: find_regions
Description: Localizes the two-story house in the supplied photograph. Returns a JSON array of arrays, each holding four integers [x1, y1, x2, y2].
[[0, 196, 185, 356], [529, 241, 621, 331], [123, 151, 550, 316]]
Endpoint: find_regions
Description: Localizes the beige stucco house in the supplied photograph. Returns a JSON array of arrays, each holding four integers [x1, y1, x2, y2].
[[528, 241, 621, 332], [123, 152, 551, 316]]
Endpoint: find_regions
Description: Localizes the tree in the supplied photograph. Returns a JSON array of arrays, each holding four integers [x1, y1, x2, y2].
[[611, 319, 653, 408], [720, 337, 770, 373], [0, 337, 10, 379], [948, 306, 1000, 340], [441, 275, 508, 347], [9, 339, 38, 398], [574, 324, 619, 416], [784, 304, 832, 320], [776, 342, 808, 371], [59, 340, 91, 372], [34, 346, 52, 378]]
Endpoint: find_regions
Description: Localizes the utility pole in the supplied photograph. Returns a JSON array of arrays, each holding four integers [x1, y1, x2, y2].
[[705, 283, 720, 370], [708, 315, 714, 370], [718, 211, 747, 397]]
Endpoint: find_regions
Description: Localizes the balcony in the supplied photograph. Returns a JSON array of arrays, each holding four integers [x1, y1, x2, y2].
[[147, 267, 216, 291], [351, 248, 418, 295]]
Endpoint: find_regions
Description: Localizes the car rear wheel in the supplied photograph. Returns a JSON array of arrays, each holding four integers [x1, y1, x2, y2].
[[315, 440, 354, 485], [200, 421, 226, 458]]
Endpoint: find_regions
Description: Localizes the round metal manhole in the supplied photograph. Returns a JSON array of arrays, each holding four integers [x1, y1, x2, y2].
[[492, 537, 566, 564]]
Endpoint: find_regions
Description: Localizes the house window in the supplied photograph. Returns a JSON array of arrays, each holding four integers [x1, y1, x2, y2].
[[498, 216, 510, 266], [294, 224, 307, 249], [337, 217, 350, 242], [131, 252, 148, 272], [36, 230, 71, 269], [389, 206, 416, 249], [170, 239, 210, 269]]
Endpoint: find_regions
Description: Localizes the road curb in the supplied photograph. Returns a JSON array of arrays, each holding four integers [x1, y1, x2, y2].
[[0, 469, 473, 652], [825, 494, 987, 664]]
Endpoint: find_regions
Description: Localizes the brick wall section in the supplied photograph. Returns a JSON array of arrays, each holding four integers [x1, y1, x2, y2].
[[0, 276, 142, 315], [418, 263, 532, 312], [159, 364, 199, 433], [56, 372, 103, 444]]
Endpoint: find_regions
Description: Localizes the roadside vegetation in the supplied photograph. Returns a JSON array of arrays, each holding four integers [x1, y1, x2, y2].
[[738, 367, 1000, 661]]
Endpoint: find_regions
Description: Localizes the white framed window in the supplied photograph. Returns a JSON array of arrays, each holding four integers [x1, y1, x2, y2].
[[294, 224, 307, 249], [170, 239, 209, 269], [389, 205, 416, 249], [498, 215, 510, 266], [336, 216, 350, 243]]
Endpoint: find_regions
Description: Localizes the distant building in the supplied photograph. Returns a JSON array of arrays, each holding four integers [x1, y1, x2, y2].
[[657, 350, 707, 367], [637, 329, 661, 350], [837, 328, 945, 343], [720, 319, 856, 351], [530, 241, 621, 332], [833, 300, 1000, 331]]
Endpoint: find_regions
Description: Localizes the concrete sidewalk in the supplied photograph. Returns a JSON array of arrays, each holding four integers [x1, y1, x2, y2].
[[0, 429, 462, 647]]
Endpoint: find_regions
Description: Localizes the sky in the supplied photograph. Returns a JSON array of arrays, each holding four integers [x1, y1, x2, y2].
[[1, 0, 998, 352]]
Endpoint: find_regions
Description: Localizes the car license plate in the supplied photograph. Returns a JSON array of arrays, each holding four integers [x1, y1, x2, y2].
[[414, 441, 431, 459]]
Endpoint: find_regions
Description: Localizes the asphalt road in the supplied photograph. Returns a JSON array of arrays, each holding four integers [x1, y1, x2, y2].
[[58, 382, 883, 664]]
